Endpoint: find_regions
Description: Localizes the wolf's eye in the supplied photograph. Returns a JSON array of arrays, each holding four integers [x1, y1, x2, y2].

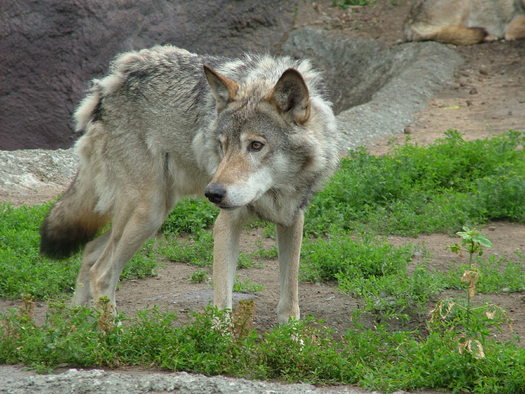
[[248, 141, 265, 152]]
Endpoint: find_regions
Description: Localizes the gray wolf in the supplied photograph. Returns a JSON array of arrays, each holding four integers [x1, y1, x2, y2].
[[404, 0, 525, 45], [40, 46, 341, 324]]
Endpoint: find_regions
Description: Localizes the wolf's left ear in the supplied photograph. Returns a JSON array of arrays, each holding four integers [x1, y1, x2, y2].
[[269, 68, 310, 125], [203, 65, 238, 112]]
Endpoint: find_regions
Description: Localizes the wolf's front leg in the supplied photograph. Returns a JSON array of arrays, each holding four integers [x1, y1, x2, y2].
[[212, 209, 244, 311], [276, 210, 304, 324]]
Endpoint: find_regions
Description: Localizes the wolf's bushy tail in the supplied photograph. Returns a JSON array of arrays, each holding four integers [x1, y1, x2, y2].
[[40, 178, 108, 259], [40, 176, 108, 259]]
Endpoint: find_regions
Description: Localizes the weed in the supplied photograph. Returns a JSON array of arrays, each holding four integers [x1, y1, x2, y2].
[[231, 299, 256, 341], [190, 269, 208, 284], [333, 0, 375, 8], [158, 230, 255, 268], [449, 227, 492, 331], [233, 277, 264, 294], [430, 228, 514, 369]]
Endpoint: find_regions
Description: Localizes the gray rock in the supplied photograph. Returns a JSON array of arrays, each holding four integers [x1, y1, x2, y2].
[[283, 28, 463, 151], [0, 0, 297, 150], [0, 366, 376, 394]]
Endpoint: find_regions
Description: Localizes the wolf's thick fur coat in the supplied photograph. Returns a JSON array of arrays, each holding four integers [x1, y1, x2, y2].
[[40, 46, 341, 323]]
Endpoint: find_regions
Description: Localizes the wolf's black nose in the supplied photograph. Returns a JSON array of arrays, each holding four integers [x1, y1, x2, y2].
[[204, 183, 226, 204]]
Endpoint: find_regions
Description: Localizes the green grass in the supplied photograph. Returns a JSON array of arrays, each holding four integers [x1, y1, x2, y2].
[[161, 197, 218, 236], [157, 230, 255, 268], [1, 304, 524, 392], [305, 130, 525, 236], [233, 277, 264, 294], [0, 204, 158, 299], [333, 0, 376, 8], [446, 253, 525, 293]]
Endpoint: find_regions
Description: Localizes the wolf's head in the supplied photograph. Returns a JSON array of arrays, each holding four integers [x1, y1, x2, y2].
[[202, 64, 316, 210]]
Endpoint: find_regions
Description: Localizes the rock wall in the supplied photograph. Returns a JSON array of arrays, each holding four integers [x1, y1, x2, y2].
[[0, 0, 296, 150]]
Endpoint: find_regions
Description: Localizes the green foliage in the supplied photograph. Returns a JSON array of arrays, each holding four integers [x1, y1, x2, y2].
[[446, 254, 525, 293], [306, 130, 525, 236], [0, 203, 80, 299], [233, 277, 264, 294], [161, 197, 218, 235], [338, 264, 447, 319], [343, 325, 525, 393], [157, 231, 254, 268], [122, 239, 160, 280], [158, 231, 214, 267], [0, 203, 159, 299], [452, 226, 493, 256], [300, 234, 441, 319], [333, 0, 375, 8], [2, 131, 525, 392], [300, 234, 413, 283], [190, 269, 208, 284], [1, 305, 524, 392]]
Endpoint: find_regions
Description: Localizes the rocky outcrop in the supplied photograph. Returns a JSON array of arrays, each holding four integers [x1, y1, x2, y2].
[[0, 0, 297, 150]]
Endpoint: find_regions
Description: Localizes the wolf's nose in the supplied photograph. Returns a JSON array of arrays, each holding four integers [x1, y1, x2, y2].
[[204, 183, 226, 204]]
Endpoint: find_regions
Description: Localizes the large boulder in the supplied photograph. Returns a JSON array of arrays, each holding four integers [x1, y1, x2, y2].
[[0, 0, 297, 150]]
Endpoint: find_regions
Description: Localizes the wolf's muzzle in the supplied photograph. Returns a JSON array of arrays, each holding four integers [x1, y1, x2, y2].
[[204, 183, 226, 205]]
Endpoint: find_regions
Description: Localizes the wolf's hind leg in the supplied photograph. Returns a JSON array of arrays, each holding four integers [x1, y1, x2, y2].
[[71, 231, 110, 306], [88, 198, 168, 310], [276, 210, 304, 324]]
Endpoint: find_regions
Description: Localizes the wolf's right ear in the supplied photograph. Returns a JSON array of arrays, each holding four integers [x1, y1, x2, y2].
[[203, 65, 238, 112], [269, 68, 310, 125]]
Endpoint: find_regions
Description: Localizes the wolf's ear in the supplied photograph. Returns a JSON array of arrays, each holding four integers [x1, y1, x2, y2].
[[203, 65, 238, 112], [269, 68, 310, 125]]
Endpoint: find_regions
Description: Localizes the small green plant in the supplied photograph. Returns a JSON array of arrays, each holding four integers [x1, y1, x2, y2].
[[190, 269, 208, 284], [449, 226, 492, 329], [333, 0, 375, 8], [430, 227, 513, 362], [233, 276, 264, 294]]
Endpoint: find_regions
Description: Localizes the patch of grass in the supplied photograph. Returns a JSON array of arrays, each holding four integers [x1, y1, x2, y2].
[[1, 304, 524, 392], [158, 230, 256, 269], [338, 264, 447, 320], [233, 277, 264, 294], [445, 253, 525, 293], [0, 203, 159, 300], [158, 231, 214, 267], [306, 130, 525, 236], [161, 197, 218, 235], [300, 234, 413, 283], [301, 234, 451, 319], [190, 269, 208, 284], [333, 0, 375, 8], [122, 239, 160, 280]]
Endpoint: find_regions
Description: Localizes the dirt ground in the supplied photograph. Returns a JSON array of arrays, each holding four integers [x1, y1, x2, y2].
[[1, 0, 524, 345]]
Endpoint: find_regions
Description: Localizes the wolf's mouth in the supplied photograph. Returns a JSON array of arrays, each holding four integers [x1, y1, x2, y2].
[[216, 203, 241, 210]]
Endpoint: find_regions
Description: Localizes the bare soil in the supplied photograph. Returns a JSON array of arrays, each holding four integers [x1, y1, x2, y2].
[[1, 0, 524, 345]]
